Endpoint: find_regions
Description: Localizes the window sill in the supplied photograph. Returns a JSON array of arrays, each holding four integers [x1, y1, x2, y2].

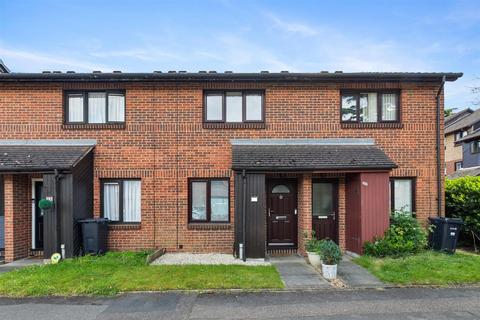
[[341, 122, 403, 129], [108, 223, 141, 230], [203, 122, 265, 129], [62, 123, 126, 130], [187, 223, 231, 230]]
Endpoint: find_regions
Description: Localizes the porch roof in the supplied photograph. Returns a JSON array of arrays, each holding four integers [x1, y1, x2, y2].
[[231, 139, 397, 171], [0, 140, 96, 172]]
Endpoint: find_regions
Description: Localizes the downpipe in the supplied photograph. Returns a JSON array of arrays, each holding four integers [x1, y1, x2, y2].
[[436, 75, 446, 217]]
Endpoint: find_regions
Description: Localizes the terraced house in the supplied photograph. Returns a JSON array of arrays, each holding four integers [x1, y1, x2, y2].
[[0, 70, 461, 262]]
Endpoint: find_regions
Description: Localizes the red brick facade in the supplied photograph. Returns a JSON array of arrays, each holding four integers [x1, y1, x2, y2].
[[0, 80, 444, 257]]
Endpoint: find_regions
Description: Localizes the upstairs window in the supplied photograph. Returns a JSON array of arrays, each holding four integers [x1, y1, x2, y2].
[[65, 90, 125, 124], [471, 140, 480, 154], [204, 91, 264, 123], [341, 91, 399, 123], [454, 130, 467, 141]]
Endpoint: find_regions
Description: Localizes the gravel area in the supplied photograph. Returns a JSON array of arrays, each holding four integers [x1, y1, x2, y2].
[[152, 253, 270, 266]]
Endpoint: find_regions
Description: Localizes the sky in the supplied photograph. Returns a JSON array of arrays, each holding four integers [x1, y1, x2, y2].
[[1, 0, 479, 109]]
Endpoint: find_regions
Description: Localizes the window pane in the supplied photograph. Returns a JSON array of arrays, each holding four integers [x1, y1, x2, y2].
[[210, 180, 229, 222], [271, 185, 290, 193], [226, 92, 243, 122], [382, 93, 398, 121], [393, 179, 413, 212], [68, 94, 84, 122], [246, 94, 262, 121], [359, 93, 377, 123], [471, 141, 480, 154], [206, 94, 223, 121], [312, 183, 333, 217], [123, 180, 141, 222], [341, 94, 357, 121], [108, 94, 125, 122], [104, 183, 120, 221], [191, 182, 207, 221], [88, 92, 106, 123]]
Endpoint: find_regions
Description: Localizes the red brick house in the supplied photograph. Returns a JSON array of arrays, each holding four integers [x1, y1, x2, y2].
[[0, 71, 462, 262]]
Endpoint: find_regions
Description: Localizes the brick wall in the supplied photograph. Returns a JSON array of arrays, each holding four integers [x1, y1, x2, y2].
[[0, 81, 444, 253], [4, 174, 31, 262]]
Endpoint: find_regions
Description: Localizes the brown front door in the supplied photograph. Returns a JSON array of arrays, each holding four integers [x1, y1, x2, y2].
[[267, 179, 297, 248], [312, 180, 338, 243]]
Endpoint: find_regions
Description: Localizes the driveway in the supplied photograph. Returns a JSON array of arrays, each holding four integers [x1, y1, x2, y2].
[[0, 287, 479, 320]]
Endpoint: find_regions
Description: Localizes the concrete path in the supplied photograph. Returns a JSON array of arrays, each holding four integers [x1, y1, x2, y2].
[[1, 288, 480, 319], [0, 258, 43, 273], [338, 255, 385, 288], [269, 255, 331, 290]]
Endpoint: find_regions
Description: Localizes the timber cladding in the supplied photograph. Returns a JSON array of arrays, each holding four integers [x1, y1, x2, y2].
[[0, 81, 444, 253]]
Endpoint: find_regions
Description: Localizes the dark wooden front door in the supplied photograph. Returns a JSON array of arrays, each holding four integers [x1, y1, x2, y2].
[[34, 181, 44, 249], [267, 179, 297, 248], [312, 180, 338, 243]]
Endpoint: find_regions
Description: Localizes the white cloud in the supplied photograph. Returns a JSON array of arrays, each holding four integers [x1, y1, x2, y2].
[[265, 12, 318, 37], [0, 47, 111, 72]]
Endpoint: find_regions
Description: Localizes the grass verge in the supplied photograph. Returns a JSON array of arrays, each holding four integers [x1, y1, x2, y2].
[[0, 251, 283, 297], [354, 250, 480, 285]]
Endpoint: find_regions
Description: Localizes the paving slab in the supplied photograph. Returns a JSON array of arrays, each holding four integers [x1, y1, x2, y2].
[[338, 255, 385, 288], [0, 257, 43, 273], [270, 255, 331, 290]]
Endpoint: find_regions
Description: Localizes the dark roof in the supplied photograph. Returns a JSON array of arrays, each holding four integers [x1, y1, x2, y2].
[[0, 72, 462, 83], [231, 140, 396, 171], [445, 108, 480, 134], [447, 167, 480, 179], [0, 145, 93, 172], [0, 59, 9, 73], [445, 108, 473, 127]]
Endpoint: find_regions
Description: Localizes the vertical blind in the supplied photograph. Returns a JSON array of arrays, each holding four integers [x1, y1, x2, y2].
[[210, 180, 229, 221], [206, 95, 223, 121], [88, 92, 107, 123], [246, 94, 262, 121], [68, 94, 84, 122], [226, 92, 243, 122], [191, 181, 207, 220], [108, 94, 125, 122]]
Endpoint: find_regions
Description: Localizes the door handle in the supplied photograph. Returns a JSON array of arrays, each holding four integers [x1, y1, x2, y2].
[[331, 212, 336, 221], [268, 208, 271, 217], [294, 209, 298, 215]]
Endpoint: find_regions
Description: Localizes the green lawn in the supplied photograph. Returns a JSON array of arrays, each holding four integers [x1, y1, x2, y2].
[[0, 252, 283, 297], [354, 250, 480, 286]]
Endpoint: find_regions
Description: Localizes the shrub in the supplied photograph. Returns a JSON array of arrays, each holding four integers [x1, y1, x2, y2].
[[445, 176, 480, 245], [317, 240, 342, 265], [363, 210, 428, 257], [303, 230, 320, 252]]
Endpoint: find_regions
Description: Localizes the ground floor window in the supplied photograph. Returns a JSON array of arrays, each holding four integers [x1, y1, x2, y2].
[[455, 161, 463, 171], [189, 178, 229, 223], [390, 178, 415, 214], [101, 179, 141, 223]]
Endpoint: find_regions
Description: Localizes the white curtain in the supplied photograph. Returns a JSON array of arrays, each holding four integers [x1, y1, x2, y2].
[[123, 180, 141, 222], [394, 179, 412, 212], [382, 94, 397, 121], [68, 94, 84, 122], [226, 92, 243, 122], [104, 183, 120, 221], [360, 93, 377, 122], [108, 94, 125, 122], [246, 94, 262, 121], [88, 92, 106, 123], [210, 180, 229, 222], [206, 95, 223, 121]]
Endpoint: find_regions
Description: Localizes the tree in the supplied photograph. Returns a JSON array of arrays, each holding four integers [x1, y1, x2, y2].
[[444, 108, 456, 117]]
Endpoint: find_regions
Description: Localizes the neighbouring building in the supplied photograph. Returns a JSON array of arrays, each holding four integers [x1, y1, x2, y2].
[[0, 71, 461, 262], [445, 108, 480, 177]]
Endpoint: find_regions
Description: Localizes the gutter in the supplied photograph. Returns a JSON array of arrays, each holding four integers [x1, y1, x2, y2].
[[436, 75, 446, 217]]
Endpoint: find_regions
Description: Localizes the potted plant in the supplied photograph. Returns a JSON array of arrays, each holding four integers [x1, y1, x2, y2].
[[304, 231, 321, 267], [318, 240, 342, 280]]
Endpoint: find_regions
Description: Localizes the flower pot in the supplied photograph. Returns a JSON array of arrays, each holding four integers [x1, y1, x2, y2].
[[306, 251, 321, 268], [321, 263, 337, 280]]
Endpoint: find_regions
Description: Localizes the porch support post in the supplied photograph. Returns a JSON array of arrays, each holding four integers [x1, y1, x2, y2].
[[4, 174, 30, 262]]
